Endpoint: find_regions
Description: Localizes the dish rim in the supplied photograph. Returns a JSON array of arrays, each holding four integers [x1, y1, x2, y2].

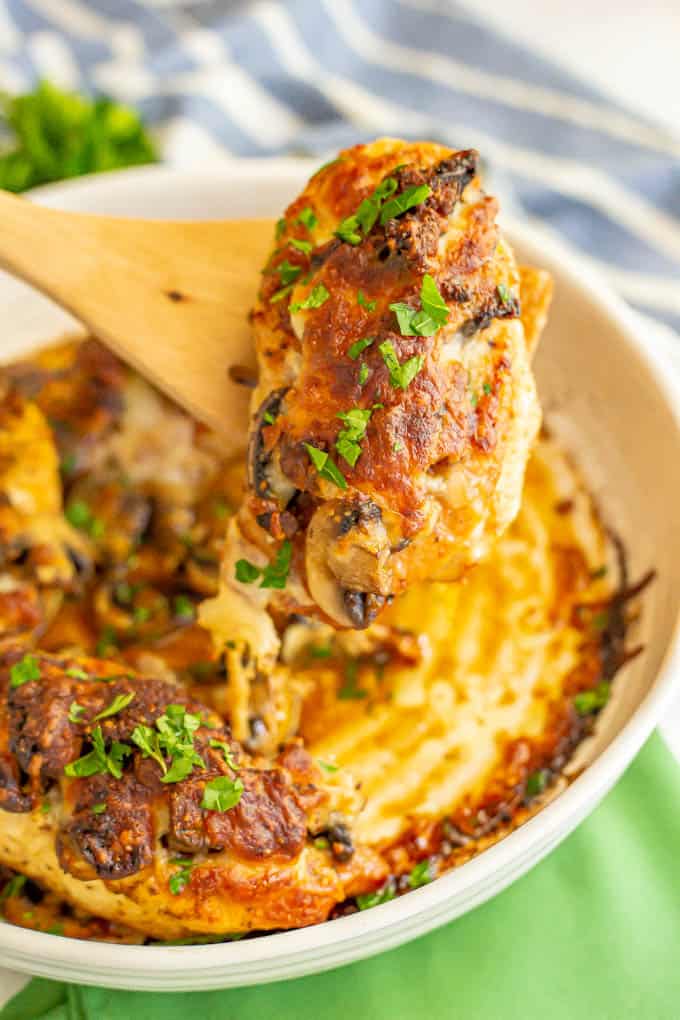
[[1, 161, 680, 984]]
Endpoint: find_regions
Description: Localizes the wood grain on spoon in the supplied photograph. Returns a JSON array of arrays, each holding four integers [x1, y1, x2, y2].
[[0, 188, 275, 454]]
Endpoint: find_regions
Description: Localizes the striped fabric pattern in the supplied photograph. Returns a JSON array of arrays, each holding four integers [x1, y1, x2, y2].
[[0, 0, 678, 333]]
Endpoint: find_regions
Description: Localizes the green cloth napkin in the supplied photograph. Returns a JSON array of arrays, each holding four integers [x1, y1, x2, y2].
[[4, 731, 680, 1020]]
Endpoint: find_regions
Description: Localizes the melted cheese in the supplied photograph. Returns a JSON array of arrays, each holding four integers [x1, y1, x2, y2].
[[297, 435, 610, 845]]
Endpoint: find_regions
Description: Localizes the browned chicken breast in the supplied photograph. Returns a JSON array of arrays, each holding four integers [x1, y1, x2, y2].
[[0, 648, 372, 939], [209, 139, 542, 661]]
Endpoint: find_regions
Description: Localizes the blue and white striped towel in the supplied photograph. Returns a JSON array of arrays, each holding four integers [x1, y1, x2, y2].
[[0, 0, 678, 337]]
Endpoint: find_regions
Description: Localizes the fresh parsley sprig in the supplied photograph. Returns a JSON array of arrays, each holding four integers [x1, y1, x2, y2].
[[93, 691, 135, 722], [357, 290, 376, 312], [348, 336, 375, 360], [0, 81, 157, 194], [64, 726, 131, 780], [68, 702, 85, 724], [390, 273, 449, 337], [573, 681, 611, 716], [201, 775, 244, 812], [65, 499, 105, 539], [335, 407, 374, 468], [9, 654, 40, 688], [379, 183, 431, 224], [131, 704, 205, 784], [234, 540, 292, 589], [169, 858, 194, 896], [276, 260, 302, 286], [209, 739, 239, 771], [356, 881, 396, 910], [290, 283, 329, 313], [335, 177, 397, 245], [379, 341, 424, 391], [305, 444, 348, 490]]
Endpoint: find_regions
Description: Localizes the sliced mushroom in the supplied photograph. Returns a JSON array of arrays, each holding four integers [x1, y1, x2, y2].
[[305, 499, 393, 628], [248, 388, 296, 508]]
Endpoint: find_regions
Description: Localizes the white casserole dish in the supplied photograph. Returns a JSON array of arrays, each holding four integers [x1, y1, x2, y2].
[[0, 162, 679, 991]]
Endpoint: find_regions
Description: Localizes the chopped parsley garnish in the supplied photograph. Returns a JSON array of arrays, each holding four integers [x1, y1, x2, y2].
[[131, 704, 204, 783], [10, 654, 40, 688], [335, 176, 397, 245], [497, 283, 513, 306], [262, 411, 276, 425], [297, 206, 317, 230], [260, 541, 293, 588], [234, 559, 262, 584], [358, 364, 370, 386], [234, 540, 292, 589], [357, 290, 376, 312], [348, 336, 375, 360], [290, 237, 312, 255], [393, 440, 403, 453], [209, 738, 239, 771], [408, 859, 435, 888], [335, 407, 373, 468], [483, 382, 492, 395], [275, 217, 286, 240], [390, 273, 449, 337], [277, 259, 302, 286], [309, 644, 333, 659], [317, 759, 339, 773], [60, 452, 77, 476], [270, 283, 294, 304], [314, 836, 329, 850], [290, 283, 330, 313], [66, 667, 88, 680], [95, 625, 118, 657], [173, 594, 194, 619], [574, 681, 611, 716], [305, 444, 348, 490], [132, 605, 150, 625], [379, 183, 431, 225], [65, 499, 105, 539], [213, 498, 230, 519], [379, 340, 424, 390], [91, 802, 107, 815], [169, 858, 194, 896], [201, 775, 244, 812], [525, 769, 549, 797], [114, 581, 134, 605], [0, 874, 27, 914], [338, 659, 368, 700], [93, 691, 135, 722], [68, 702, 85, 724], [356, 882, 396, 910], [64, 725, 131, 779]]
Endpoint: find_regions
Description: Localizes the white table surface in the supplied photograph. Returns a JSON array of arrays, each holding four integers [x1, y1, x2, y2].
[[1, 1, 680, 1006]]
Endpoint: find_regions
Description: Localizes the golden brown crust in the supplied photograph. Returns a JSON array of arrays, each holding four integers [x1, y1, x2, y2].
[[217, 138, 543, 638], [0, 649, 359, 936]]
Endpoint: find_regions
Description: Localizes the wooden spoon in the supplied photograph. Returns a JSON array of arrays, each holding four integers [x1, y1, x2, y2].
[[0, 188, 276, 454]]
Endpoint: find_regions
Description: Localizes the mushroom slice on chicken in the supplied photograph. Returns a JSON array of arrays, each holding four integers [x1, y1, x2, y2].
[[205, 138, 547, 661]]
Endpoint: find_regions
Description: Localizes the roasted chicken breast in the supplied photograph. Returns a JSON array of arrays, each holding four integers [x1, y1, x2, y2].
[[0, 648, 371, 939], [211, 139, 543, 659]]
